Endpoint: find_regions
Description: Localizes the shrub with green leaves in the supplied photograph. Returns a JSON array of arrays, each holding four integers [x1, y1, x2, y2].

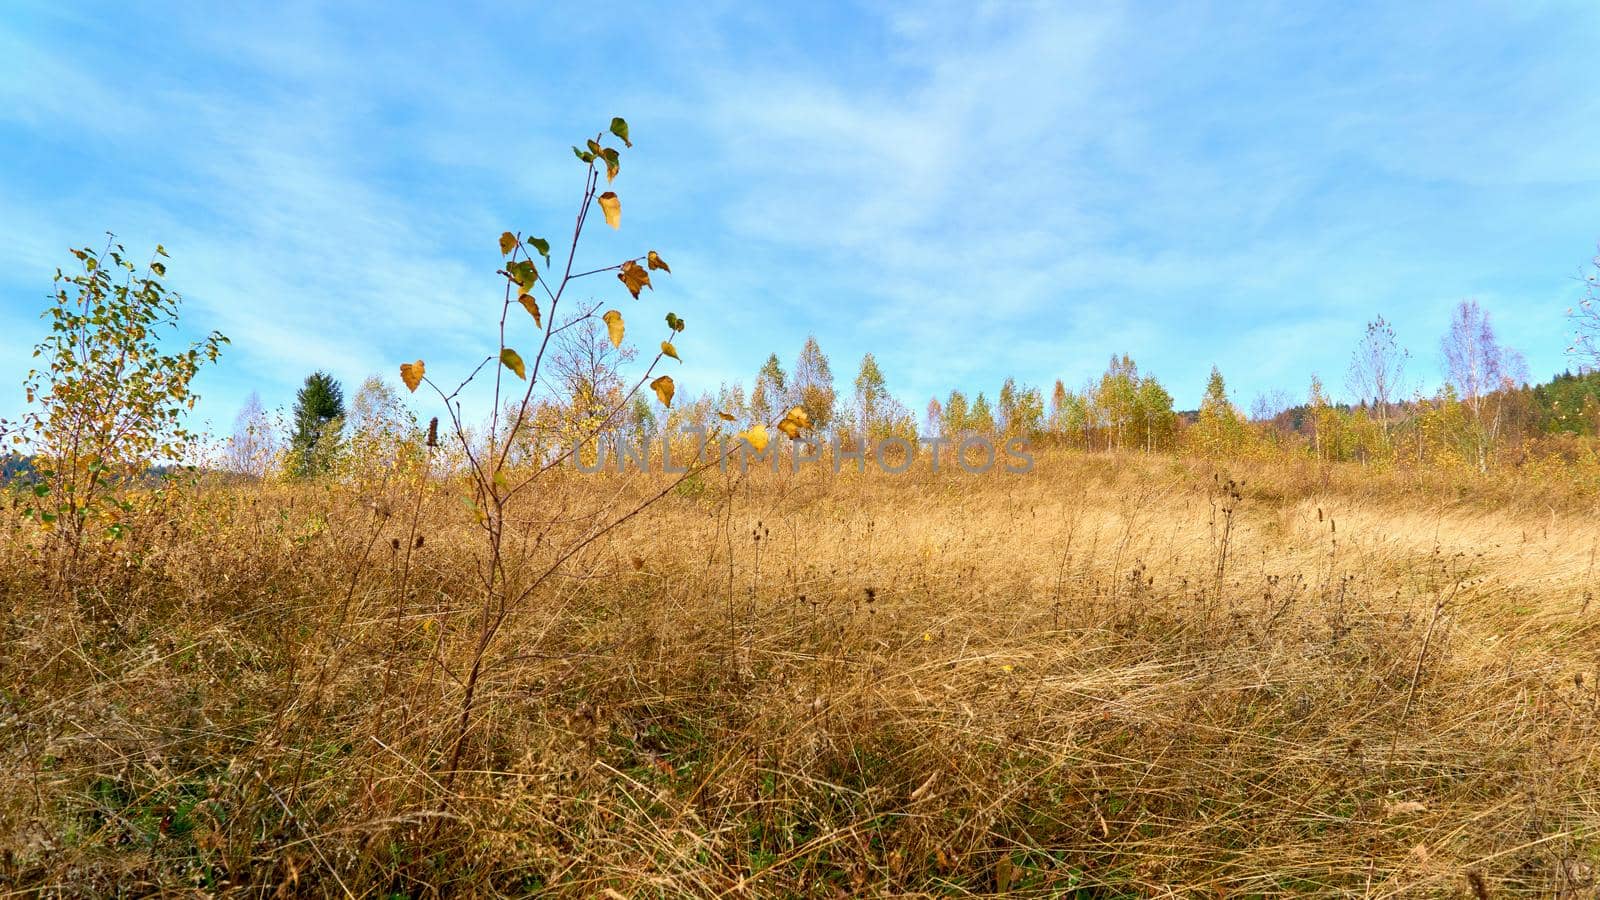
[[12, 238, 225, 572]]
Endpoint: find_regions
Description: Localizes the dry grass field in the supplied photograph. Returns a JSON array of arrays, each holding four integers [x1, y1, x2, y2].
[[2, 451, 1598, 897]]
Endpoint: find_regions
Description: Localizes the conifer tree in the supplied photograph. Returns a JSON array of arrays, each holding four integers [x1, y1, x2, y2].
[[289, 371, 344, 478], [942, 390, 969, 437], [968, 392, 996, 435], [752, 353, 787, 423]]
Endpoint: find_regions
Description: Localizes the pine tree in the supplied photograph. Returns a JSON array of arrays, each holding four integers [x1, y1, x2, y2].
[[1191, 366, 1244, 458], [289, 372, 344, 478], [942, 390, 969, 437], [968, 392, 996, 435], [752, 353, 787, 422]]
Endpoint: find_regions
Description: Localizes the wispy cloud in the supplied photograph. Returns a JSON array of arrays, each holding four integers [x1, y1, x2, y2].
[[2, 1, 1597, 433]]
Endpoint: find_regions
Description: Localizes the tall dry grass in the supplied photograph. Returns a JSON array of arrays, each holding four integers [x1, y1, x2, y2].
[[2, 451, 1597, 896]]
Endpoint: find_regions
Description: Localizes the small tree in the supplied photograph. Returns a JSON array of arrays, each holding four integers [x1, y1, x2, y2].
[[924, 396, 943, 438], [225, 391, 277, 477], [1570, 245, 1600, 369], [1347, 315, 1408, 439], [1440, 300, 1513, 471], [345, 375, 417, 485], [1190, 366, 1246, 458], [289, 372, 345, 478], [752, 353, 788, 423], [792, 335, 836, 427], [854, 353, 889, 437], [942, 390, 969, 437], [393, 119, 798, 790], [968, 392, 996, 435], [11, 238, 226, 585], [1441, 300, 1501, 421], [1094, 355, 1139, 450], [1134, 377, 1175, 452]]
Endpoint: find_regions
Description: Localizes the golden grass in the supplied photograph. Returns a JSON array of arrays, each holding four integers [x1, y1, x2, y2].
[[2, 451, 1598, 896]]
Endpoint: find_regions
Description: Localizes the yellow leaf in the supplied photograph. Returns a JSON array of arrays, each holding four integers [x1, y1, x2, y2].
[[518, 295, 541, 328], [498, 231, 517, 256], [500, 347, 526, 379], [617, 259, 651, 299], [739, 423, 769, 452], [597, 192, 621, 229], [647, 250, 670, 273], [650, 375, 674, 407], [399, 360, 424, 393], [660, 341, 679, 362], [603, 309, 624, 348], [776, 406, 810, 439]]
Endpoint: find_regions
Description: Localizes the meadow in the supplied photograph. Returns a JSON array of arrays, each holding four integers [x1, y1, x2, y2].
[[3, 450, 1597, 897]]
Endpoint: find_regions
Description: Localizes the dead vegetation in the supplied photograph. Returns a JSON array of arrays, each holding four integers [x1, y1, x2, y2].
[[2, 451, 1598, 896]]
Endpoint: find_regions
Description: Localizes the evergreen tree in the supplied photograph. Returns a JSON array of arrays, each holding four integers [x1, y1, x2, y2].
[[628, 394, 657, 441], [968, 392, 996, 435], [289, 371, 344, 478], [1191, 366, 1245, 457], [752, 353, 787, 422]]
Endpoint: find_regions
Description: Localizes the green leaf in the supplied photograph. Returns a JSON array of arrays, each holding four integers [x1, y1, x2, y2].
[[508, 260, 538, 295], [665, 312, 685, 333], [150, 262, 166, 277], [610, 117, 631, 147], [500, 347, 526, 379], [573, 145, 596, 163], [525, 236, 551, 264]]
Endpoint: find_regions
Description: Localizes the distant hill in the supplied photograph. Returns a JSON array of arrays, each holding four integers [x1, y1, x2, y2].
[[1250, 369, 1600, 433]]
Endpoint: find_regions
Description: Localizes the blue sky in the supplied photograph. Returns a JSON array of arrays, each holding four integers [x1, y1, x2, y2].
[[3, 1, 1598, 433]]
